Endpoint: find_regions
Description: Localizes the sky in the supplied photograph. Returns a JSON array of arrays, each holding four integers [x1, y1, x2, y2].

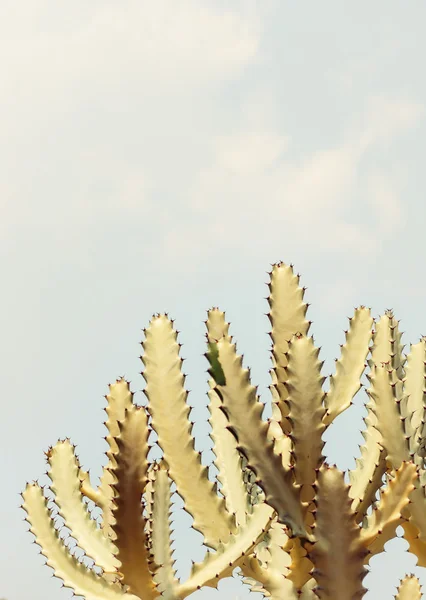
[[2, 1, 426, 599]]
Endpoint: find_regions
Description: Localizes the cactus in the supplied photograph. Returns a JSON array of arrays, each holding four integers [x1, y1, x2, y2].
[[395, 575, 422, 599], [365, 325, 426, 566], [23, 345, 272, 599], [23, 262, 426, 599], [206, 263, 424, 599]]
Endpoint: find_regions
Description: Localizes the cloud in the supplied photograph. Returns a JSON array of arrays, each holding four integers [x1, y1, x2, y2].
[[0, 1, 260, 107], [367, 171, 403, 235], [0, 1, 263, 244], [360, 96, 424, 148], [214, 131, 289, 174], [180, 97, 423, 266], [190, 135, 356, 224], [1, 1, 424, 275], [186, 136, 361, 258]]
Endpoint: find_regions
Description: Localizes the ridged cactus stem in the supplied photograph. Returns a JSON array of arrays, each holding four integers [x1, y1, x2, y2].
[[141, 314, 235, 549]]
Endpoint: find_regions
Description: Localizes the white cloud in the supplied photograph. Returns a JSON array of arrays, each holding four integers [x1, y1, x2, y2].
[[281, 146, 357, 217], [367, 171, 403, 235], [0, 1, 262, 243], [0, 1, 260, 106], [182, 97, 423, 264], [214, 131, 289, 174], [3, 6, 426, 600], [188, 137, 361, 253], [358, 96, 424, 151]]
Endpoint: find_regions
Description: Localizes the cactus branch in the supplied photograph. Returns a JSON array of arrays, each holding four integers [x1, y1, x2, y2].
[[142, 315, 234, 549], [110, 403, 156, 599], [323, 307, 373, 426], [207, 337, 309, 540]]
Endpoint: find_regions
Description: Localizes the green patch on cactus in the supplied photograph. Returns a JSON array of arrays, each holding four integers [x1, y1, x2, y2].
[[206, 341, 227, 386]]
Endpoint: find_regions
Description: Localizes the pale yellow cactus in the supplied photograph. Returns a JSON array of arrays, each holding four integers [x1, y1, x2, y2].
[[23, 376, 272, 599], [363, 316, 426, 566], [207, 262, 423, 599], [23, 261, 426, 599]]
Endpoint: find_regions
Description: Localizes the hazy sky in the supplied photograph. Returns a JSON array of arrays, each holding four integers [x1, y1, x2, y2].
[[2, 2, 426, 599]]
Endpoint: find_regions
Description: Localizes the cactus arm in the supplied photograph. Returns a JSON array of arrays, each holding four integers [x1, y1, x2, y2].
[[267, 262, 310, 434], [368, 312, 406, 437], [207, 337, 309, 540], [142, 315, 234, 549], [348, 311, 407, 517], [111, 406, 158, 600], [206, 308, 249, 525], [390, 312, 406, 378], [22, 484, 137, 600], [47, 440, 118, 571], [367, 365, 409, 469], [399, 396, 423, 470], [323, 307, 373, 426], [98, 379, 135, 537], [348, 350, 388, 519], [369, 311, 406, 376], [360, 462, 417, 557], [395, 575, 422, 600], [286, 334, 326, 504], [308, 466, 368, 600], [400, 343, 426, 543], [348, 410, 387, 520], [208, 388, 249, 524], [177, 503, 273, 598], [150, 462, 179, 600], [355, 312, 407, 497], [404, 338, 426, 449]]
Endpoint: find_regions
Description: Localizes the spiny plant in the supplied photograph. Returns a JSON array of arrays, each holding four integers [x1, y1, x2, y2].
[[22, 346, 272, 599], [205, 263, 426, 598], [363, 318, 426, 565], [22, 262, 426, 599], [395, 574, 422, 599]]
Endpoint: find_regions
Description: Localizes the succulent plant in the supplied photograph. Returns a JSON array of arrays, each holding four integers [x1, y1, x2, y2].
[[396, 574, 422, 599], [22, 340, 271, 599], [22, 262, 426, 599], [206, 263, 426, 598]]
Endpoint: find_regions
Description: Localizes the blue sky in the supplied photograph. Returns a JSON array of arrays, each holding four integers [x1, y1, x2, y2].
[[2, 2, 426, 599]]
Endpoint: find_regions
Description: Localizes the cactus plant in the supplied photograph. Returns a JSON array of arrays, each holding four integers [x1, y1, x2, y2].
[[22, 262, 426, 599], [395, 575, 422, 599], [206, 263, 425, 598]]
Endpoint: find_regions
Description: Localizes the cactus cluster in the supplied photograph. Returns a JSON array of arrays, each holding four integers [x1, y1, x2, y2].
[[22, 263, 426, 598]]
